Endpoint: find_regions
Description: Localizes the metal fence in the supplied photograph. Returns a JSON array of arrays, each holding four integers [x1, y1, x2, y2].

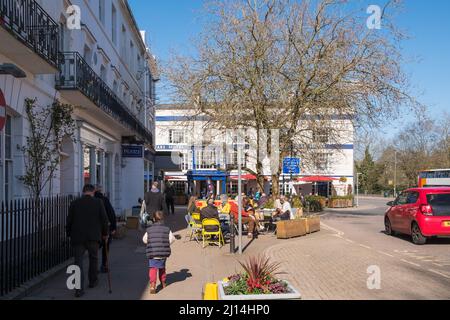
[[56, 51, 154, 145], [0, 195, 74, 297], [0, 0, 59, 68]]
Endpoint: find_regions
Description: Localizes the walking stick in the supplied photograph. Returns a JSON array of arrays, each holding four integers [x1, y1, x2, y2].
[[105, 238, 112, 294]]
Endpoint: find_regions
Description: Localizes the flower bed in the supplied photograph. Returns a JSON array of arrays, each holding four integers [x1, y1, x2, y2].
[[218, 256, 301, 300]]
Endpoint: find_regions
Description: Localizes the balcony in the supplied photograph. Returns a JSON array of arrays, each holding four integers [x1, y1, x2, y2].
[[56, 52, 153, 146], [0, 0, 59, 73]]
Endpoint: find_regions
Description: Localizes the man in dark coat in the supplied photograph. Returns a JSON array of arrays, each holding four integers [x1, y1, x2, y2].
[[144, 182, 165, 222], [67, 184, 109, 298], [164, 182, 175, 215], [95, 185, 117, 273], [200, 198, 220, 232]]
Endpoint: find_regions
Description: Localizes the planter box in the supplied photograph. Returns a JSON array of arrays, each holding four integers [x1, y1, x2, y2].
[[329, 199, 354, 208], [304, 216, 321, 234], [276, 219, 307, 239], [218, 281, 301, 300]]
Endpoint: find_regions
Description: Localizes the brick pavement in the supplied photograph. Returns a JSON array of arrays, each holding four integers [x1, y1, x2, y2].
[[265, 229, 450, 300], [23, 205, 450, 300]]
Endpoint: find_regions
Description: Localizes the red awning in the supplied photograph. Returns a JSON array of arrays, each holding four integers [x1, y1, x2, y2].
[[230, 174, 257, 181], [297, 176, 339, 182]]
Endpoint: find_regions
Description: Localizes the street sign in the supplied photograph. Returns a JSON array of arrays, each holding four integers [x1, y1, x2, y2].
[[122, 145, 143, 158], [283, 157, 301, 175], [0, 89, 6, 131]]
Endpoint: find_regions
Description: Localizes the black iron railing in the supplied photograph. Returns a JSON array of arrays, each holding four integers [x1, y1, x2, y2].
[[0, 0, 59, 68], [56, 52, 154, 145], [0, 195, 74, 297]]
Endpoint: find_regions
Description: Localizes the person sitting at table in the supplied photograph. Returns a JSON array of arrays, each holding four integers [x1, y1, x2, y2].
[[257, 193, 269, 208], [230, 197, 259, 239], [187, 196, 199, 215], [218, 194, 231, 215], [272, 196, 293, 221], [200, 198, 220, 232]]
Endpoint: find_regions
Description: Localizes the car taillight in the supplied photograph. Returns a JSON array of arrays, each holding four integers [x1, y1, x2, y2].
[[420, 205, 434, 216]]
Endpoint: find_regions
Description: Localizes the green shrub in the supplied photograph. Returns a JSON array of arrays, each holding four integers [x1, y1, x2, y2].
[[263, 198, 276, 209], [330, 195, 354, 201], [304, 195, 326, 212], [290, 196, 303, 208]]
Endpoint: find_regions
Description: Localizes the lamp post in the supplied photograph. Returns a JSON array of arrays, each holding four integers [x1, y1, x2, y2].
[[356, 172, 362, 208], [394, 150, 398, 197], [237, 145, 243, 255]]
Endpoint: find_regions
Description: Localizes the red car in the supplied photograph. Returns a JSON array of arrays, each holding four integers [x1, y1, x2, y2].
[[385, 187, 450, 245]]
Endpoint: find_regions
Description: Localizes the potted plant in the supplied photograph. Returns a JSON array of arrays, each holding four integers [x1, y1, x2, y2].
[[261, 198, 275, 216], [218, 255, 301, 300]]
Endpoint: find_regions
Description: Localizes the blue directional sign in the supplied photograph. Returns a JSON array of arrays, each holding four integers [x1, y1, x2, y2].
[[283, 158, 301, 175]]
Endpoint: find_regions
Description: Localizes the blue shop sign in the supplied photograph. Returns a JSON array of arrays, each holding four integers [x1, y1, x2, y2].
[[122, 145, 143, 158], [283, 158, 301, 175]]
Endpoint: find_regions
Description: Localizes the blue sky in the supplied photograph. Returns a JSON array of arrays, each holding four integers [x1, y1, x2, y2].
[[129, 0, 450, 130]]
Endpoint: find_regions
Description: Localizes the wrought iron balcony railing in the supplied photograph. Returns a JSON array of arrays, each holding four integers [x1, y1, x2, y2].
[[56, 52, 154, 145], [0, 0, 59, 68]]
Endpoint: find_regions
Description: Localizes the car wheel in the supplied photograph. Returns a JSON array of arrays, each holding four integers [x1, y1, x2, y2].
[[385, 218, 394, 236], [411, 223, 427, 245]]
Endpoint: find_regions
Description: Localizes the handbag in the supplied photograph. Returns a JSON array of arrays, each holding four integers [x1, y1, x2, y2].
[[139, 200, 151, 228]]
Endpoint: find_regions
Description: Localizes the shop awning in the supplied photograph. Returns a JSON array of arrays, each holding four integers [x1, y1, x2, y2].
[[165, 176, 188, 181], [297, 176, 339, 182], [230, 174, 257, 181]]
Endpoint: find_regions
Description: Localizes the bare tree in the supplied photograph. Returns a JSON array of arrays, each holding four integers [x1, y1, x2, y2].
[[165, 0, 419, 196]]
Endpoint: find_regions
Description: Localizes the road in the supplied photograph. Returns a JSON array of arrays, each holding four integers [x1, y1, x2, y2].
[[266, 196, 450, 299]]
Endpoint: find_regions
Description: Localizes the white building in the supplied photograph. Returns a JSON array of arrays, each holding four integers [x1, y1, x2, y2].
[[0, 0, 158, 215], [155, 104, 355, 198]]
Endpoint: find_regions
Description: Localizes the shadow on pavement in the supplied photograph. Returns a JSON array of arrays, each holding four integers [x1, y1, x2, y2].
[[166, 268, 193, 285]]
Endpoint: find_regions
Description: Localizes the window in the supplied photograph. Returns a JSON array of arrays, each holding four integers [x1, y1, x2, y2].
[[99, 0, 105, 25], [196, 147, 217, 170], [100, 65, 107, 82], [407, 192, 419, 204], [396, 192, 408, 205], [59, 22, 66, 52], [427, 193, 450, 217], [113, 80, 118, 94], [314, 152, 330, 171], [169, 130, 185, 144], [111, 5, 117, 45], [172, 182, 186, 195], [83, 45, 92, 65], [2, 116, 13, 202], [120, 25, 127, 57], [312, 127, 330, 144], [129, 41, 135, 72], [96, 150, 103, 186]]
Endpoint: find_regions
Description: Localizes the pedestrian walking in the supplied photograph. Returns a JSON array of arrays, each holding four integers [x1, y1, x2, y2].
[[142, 211, 175, 294], [164, 182, 175, 215], [144, 182, 165, 222], [95, 185, 117, 273], [66, 184, 109, 298]]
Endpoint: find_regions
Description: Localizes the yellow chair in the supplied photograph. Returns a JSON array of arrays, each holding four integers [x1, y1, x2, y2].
[[187, 213, 203, 243], [202, 218, 225, 248]]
